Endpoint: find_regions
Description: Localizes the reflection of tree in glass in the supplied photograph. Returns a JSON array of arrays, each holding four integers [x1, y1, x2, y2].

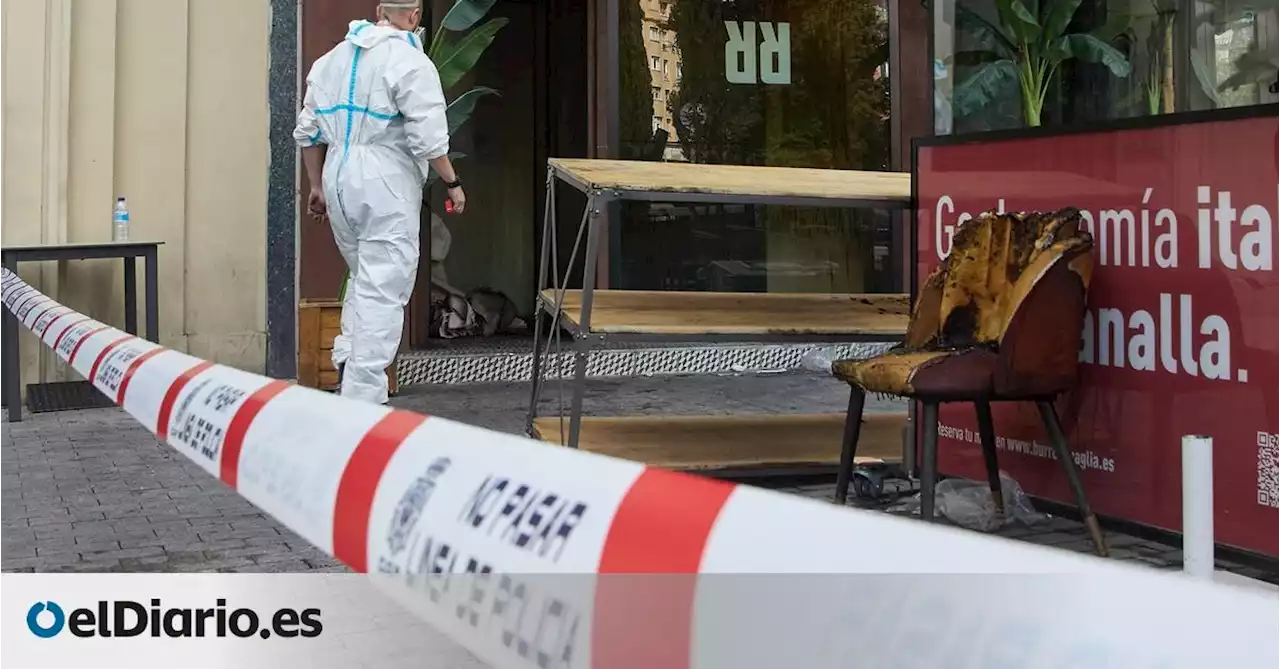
[[668, 0, 763, 165], [620, 0, 657, 159], [772, 0, 890, 170], [666, 0, 888, 170]]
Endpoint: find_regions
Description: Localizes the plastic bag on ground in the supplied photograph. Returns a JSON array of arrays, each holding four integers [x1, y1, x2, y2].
[[891, 471, 1048, 532], [799, 346, 843, 374]]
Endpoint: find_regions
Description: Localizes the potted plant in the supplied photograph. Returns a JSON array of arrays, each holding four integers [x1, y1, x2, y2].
[[952, 0, 1131, 127]]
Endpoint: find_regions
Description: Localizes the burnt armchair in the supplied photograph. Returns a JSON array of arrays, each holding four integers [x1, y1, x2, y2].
[[832, 208, 1107, 556]]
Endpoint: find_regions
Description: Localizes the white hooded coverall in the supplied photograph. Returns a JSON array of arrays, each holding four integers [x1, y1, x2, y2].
[[294, 20, 449, 404]]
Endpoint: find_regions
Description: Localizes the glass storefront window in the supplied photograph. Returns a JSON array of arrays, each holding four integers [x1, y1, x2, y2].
[[614, 0, 897, 294], [932, 0, 1279, 135]]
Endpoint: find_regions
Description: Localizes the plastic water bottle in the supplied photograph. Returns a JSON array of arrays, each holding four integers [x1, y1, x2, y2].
[[112, 197, 130, 242]]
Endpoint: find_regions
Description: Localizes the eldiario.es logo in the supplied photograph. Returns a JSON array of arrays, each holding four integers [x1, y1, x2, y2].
[[27, 599, 322, 639]]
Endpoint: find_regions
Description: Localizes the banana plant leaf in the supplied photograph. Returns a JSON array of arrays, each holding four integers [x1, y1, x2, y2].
[[440, 0, 499, 32], [953, 60, 1019, 117], [1063, 33, 1131, 76], [446, 86, 500, 135], [955, 4, 1015, 59], [996, 0, 1040, 45], [1040, 0, 1081, 47], [433, 17, 509, 90]]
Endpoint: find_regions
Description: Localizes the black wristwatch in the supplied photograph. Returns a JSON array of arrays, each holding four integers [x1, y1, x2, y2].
[[444, 178, 462, 189]]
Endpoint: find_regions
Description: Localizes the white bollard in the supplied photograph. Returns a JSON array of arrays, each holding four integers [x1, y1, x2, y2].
[[1181, 434, 1215, 580]]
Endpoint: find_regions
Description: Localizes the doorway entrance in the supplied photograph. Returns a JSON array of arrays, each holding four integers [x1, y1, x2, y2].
[[405, 0, 590, 349]]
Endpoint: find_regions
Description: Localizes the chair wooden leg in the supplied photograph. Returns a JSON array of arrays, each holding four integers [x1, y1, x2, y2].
[[833, 386, 866, 505], [1036, 400, 1109, 558], [919, 401, 939, 522], [974, 400, 1004, 516]]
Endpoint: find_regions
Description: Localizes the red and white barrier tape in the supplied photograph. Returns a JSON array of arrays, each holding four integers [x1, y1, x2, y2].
[[3, 268, 1276, 669]]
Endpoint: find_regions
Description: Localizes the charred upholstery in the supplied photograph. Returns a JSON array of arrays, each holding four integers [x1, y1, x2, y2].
[[833, 208, 1094, 399], [831, 208, 1107, 556]]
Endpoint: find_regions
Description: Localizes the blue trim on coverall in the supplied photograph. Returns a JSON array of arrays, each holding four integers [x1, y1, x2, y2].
[[316, 104, 400, 121], [343, 48, 363, 160]]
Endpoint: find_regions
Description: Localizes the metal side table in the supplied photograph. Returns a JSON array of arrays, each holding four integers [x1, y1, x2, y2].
[[2, 241, 162, 422]]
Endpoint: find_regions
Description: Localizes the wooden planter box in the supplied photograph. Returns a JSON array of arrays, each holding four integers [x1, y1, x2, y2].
[[298, 300, 398, 395]]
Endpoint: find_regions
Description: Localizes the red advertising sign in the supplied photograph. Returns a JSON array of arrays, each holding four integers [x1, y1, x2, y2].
[[915, 112, 1278, 557]]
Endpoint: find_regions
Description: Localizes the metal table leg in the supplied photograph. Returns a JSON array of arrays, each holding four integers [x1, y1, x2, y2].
[[2, 311, 17, 422], [0, 315, 5, 417], [540, 197, 592, 446], [143, 247, 159, 343], [566, 196, 605, 450], [123, 256, 138, 335], [904, 402, 917, 478], [0, 264, 7, 422], [3, 255, 21, 422], [527, 170, 557, 435]]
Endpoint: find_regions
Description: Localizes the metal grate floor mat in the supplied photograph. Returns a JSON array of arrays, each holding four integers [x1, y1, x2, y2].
[[25, 381, 116, 413]]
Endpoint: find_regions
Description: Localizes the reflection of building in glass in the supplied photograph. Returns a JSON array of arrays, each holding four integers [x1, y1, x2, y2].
[[640, 0, 681, 142]]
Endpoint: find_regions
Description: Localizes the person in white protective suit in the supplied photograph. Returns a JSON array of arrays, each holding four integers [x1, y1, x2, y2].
[[294, 1, 465, 405]]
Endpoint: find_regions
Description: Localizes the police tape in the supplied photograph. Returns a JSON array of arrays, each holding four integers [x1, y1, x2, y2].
[[2, 268, 1276, 669]]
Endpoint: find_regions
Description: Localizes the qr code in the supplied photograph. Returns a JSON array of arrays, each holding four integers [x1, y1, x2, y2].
[[169, 379, 248, 465], [1257, 431, 1279, 509]]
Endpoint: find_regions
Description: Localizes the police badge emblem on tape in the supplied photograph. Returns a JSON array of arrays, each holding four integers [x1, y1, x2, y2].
[[386, 457, 452, 558]]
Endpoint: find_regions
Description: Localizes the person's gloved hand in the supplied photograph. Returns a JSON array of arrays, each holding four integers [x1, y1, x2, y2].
[[447, 185, 466, 214], [307, 188, 327, 222]]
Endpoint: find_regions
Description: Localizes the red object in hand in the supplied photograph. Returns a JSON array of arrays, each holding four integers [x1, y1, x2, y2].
[[445, 199, 455, 214]]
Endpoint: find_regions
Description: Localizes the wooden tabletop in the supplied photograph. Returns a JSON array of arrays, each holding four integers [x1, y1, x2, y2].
[[549, 158, 911, 205], [531, 412, 906, 472], [540, 289, 910, 336]]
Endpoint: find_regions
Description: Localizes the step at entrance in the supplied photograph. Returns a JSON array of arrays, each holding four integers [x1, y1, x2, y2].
[[394, 339, 896, 386]]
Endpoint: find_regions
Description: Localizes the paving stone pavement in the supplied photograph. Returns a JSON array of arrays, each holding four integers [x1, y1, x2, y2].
[[1, 409, 347, 573], [2, 371, 1276, 585]]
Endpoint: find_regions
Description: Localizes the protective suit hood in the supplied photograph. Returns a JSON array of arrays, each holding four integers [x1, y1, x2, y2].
[[345, 20, 420, 51]]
